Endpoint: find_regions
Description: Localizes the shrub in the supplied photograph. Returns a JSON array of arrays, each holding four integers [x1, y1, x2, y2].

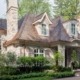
[[32, 56, 49, 67], [17, 56, 49, 72], [0, 72, 46, 80], [0, 66, 18, 75], [53, 66, 72, 72], [17, 57, 32, 67], [5, 52, 17, 66], [53, 51, 64, 66], [0, 71, 75, 80], [47, 71, 75, 78]]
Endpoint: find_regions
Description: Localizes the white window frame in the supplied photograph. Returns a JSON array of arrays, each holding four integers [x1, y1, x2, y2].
[[41, 24, 49, 36], [71, 23, 76, 35], [34, 48, 45, 57]]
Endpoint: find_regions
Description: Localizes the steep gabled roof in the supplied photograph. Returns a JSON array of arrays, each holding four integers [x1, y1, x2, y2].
[[4, 13, 71, 46], [50, 17, 70, 42], [17, 13, 47, 41]]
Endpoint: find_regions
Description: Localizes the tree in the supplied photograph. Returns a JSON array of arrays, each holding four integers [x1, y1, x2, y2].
[[18, 0, 52, 18], [71, 50, 77, 62], [54, 51, 63, 67], [5, 52, 17, 66], [71, 50, 78, 69], [53, 0, 80, 19]]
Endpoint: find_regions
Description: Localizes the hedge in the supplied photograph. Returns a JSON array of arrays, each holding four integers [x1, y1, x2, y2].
[[48, 71, 75, 78], [0, 72, 46, 80], [0, 71, 75, 80]]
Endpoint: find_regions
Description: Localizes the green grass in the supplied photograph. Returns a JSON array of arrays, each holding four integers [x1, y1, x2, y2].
[[19, 76, 52, 80]]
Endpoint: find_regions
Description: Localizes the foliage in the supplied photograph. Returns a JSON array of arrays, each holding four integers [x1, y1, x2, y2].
[[0, 71, 75, 80], [18, 0, 52, 18], [53, 0, 80, 19], [71, 50, 79, 69], [0, 53, 6, 67], [53, 66, 72, 72], [53, 51, 64, 66], [32, 56, 49, 67], [18, 76, 52, 80], [0, 66, 18, 75], [48, 71, 75, 78], [17, 56, 48, 67], [17, 57, 32, 67], [0, 72, 46, 80], [5, 52, 17, 66], [71, 50, 77, 62], [17, 56, 49, 72]]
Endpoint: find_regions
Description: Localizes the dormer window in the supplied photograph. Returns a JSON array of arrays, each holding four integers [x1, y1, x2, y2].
[[41, 24, 47, 35], [41, 24, 49, 36], [71, 23, 75, 35]]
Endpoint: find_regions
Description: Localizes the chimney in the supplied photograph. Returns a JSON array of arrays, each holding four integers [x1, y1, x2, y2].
[[6, 0, 18, 40]]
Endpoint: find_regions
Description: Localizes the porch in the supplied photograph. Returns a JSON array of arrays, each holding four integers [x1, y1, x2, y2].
[[14, 40, 80, 67]]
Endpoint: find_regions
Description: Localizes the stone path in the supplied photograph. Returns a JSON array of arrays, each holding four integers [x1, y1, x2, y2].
[[55, 77, 80, 80]]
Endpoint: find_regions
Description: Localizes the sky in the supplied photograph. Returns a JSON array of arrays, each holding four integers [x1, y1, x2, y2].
[[0, 0, 54, 18], [0, 0, 6, 18]]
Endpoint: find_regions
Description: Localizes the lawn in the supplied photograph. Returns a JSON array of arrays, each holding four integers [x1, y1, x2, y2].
[[19, 76, 52, 80]]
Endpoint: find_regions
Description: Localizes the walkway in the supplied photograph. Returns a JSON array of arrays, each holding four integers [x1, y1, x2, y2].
[[55, 77, 80, 80]]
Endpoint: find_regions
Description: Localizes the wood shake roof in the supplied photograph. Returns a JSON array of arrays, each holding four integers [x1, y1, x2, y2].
[[50, 17, 70, 42], [4, 13, 80, 47]]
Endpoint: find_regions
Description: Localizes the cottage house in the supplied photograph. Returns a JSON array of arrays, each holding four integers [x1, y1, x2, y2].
[[0, 0, 80, 67]]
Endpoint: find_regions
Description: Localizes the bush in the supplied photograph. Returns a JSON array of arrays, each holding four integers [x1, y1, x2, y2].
[[17, 57, 32, 67], [17, 56, 49, 72], [0, 71, 75, 80], [0, 66, 19, 75], [0, 72, 46, 80], [53, 66, 72, 72], [5, 52, 17, 66], [47, 71, 75, 78], [32, 56, 49, 66]]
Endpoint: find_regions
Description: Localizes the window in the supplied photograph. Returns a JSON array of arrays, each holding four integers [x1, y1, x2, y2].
[[34, 48, 44, 57], [71, 23, 75, 35], [41, 24, 47, 35]]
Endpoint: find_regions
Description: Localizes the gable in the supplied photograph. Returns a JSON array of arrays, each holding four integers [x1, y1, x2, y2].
[[33, 12, 52, 25], [63, 19, 78, 38]]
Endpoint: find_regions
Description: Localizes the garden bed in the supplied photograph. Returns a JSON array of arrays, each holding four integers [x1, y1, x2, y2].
[[0, 71, 75, 80]]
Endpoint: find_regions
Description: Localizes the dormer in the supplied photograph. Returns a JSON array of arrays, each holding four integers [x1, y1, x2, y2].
[[33, 12, 52, 37], [71, 23, 76, 36], [63, 19, 78, 38]]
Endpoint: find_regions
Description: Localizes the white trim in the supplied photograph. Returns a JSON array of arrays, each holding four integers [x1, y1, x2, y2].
[[34, 48, 45, 57], [41, 23, 49, 36], [33, 12, 52, 25]]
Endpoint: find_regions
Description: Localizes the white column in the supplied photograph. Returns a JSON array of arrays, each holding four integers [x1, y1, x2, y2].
[[58, 45, 65, 67]]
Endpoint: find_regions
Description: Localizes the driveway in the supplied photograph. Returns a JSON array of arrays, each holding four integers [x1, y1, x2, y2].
[[54, 77, 80, 80]]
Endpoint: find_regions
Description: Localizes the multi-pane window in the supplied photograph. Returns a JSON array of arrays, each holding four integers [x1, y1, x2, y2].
[[71, 23, 75, 35], [34, 48, 44, 57], [41, 24, 47, 35]]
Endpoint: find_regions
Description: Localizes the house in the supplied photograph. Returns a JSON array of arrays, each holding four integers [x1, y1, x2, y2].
[[0, 0, 80, 67]]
